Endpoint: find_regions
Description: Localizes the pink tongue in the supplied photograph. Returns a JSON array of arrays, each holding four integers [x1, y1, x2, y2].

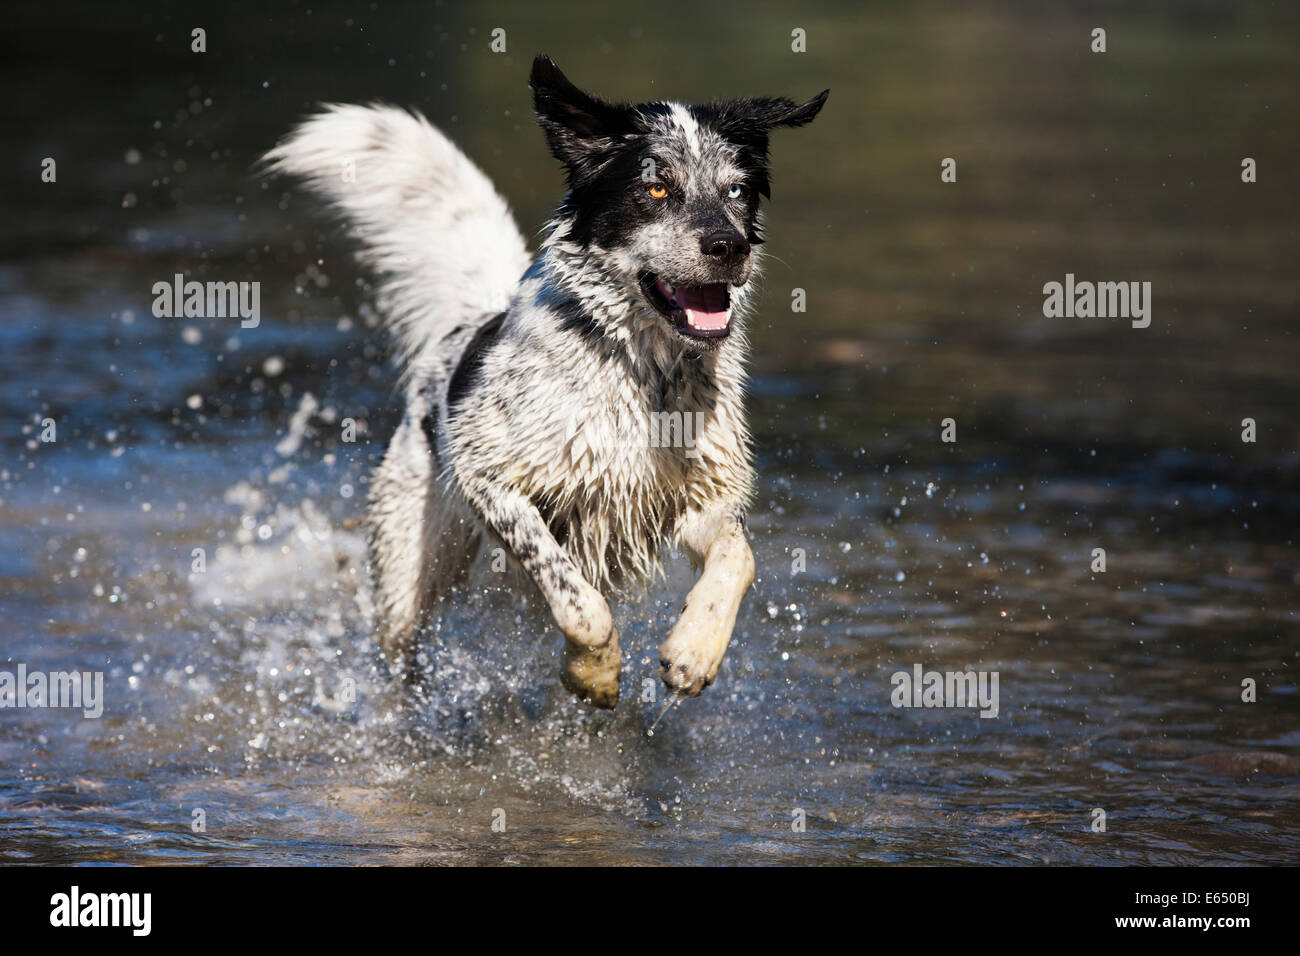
[[673, 285, 729, 330]]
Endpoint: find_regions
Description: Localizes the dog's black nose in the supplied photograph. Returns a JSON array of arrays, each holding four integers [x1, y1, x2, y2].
[[700, 231, 750, 260]]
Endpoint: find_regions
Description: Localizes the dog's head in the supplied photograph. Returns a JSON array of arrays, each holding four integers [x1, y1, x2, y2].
[[531, 55, 827, 349]]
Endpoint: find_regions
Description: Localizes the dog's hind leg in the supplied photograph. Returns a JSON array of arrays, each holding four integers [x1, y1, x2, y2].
[[367, 408, 477, 680], [367, 415, 434, 677], [458, 479, 621, 708], [659, 506, 756, 696]]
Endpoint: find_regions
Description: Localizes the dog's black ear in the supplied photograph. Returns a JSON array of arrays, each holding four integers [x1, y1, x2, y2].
[[708, 91, 828, 199], [714, 90, 829, 135], [531, 55, 636, 182], [781, 90, 831, 127]]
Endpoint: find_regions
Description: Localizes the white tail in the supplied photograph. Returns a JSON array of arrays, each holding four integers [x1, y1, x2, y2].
[[264, 104, 531, 370]]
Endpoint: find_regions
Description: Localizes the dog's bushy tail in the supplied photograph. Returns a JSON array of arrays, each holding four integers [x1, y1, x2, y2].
[[263, 104, 530, 370]]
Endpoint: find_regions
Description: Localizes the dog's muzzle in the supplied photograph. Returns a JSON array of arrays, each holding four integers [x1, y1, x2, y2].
[[640, 273, 734, 340]]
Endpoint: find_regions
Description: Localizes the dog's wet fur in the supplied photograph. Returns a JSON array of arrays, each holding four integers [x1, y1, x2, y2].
[[265, 55, 826, 708]]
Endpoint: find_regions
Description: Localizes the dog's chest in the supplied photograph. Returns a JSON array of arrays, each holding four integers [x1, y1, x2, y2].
[[529, 362, 699, 510], [514, 351, 741, 584]]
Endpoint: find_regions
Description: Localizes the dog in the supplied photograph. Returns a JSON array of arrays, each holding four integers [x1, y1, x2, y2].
[[265, 55, 827, 708]]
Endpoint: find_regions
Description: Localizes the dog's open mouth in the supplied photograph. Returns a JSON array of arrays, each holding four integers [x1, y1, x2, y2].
[[641, 274, 732, 340]]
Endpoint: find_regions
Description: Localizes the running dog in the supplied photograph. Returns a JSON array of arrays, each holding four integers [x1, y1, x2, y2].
[[265, 55, 827, 708]]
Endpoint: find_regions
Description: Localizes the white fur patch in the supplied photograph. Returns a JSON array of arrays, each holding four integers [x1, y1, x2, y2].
[[264, 105, 531, 375], [667, 102, 704, 159]]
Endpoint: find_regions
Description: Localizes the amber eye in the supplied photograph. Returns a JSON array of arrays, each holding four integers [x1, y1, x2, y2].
[[648, 182, 668, 199]]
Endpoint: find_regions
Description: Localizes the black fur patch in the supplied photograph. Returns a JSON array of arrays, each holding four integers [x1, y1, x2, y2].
[[416, 381, 441, 463], [446, 312, 506, 410], [419, 411, 438, 461], [555, 299, 611, 347]]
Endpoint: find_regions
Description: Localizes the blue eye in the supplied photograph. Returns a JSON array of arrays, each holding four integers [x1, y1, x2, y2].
[[727, 184, 744, 199]]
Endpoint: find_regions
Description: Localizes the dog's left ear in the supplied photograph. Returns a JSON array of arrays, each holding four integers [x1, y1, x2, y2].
[[723, 90, 830, 131], [531, 54, 636, 183], [711, 90, 828, 197]]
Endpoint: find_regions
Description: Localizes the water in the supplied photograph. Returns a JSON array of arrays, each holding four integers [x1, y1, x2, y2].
[[2, 0, 1298, 865]]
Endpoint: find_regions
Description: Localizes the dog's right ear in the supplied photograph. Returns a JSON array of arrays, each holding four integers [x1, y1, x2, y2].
[[531, 54, 635, 183]]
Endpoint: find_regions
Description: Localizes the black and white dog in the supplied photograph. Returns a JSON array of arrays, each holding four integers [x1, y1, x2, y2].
[[266, 56, 826, 708]]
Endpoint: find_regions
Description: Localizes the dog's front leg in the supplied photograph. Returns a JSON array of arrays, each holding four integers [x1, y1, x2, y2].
[[660, 507, 756, 696], [463, 480, 621, 708]]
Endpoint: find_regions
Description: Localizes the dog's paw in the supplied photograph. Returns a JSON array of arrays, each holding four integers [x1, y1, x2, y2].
[[561, 629, 622, 709], [657, 631, 723, 697]]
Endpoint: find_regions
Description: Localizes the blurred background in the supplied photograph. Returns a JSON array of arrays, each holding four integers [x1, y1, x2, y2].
[[1, 0, 1297, 864]]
